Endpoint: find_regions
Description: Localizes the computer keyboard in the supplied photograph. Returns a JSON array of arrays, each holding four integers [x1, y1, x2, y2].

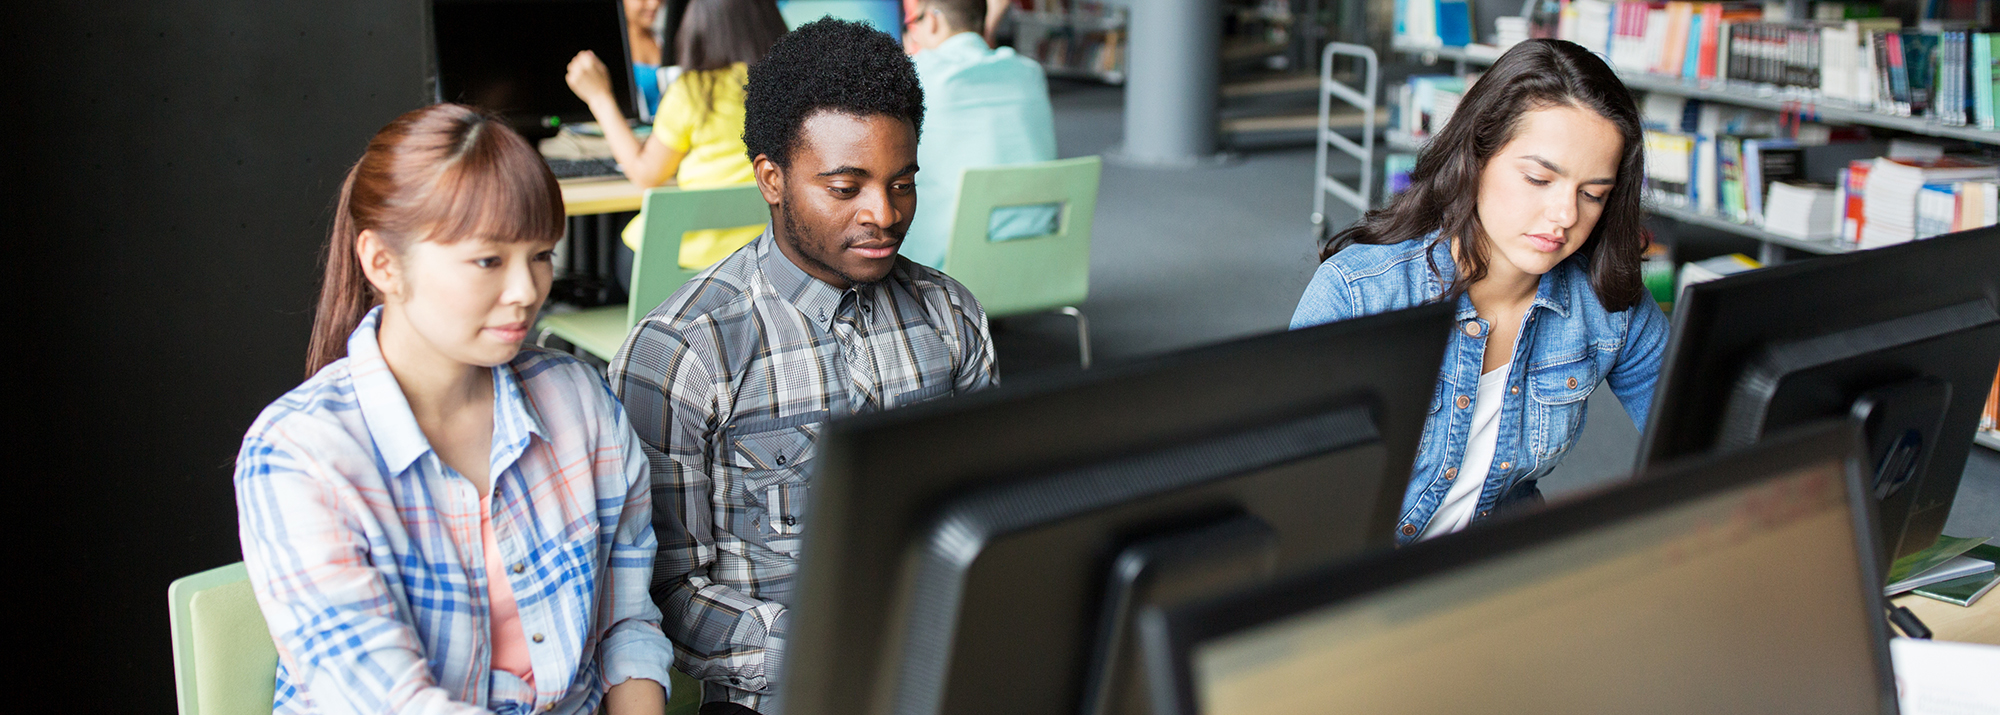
[[546, 157, 622, 179]]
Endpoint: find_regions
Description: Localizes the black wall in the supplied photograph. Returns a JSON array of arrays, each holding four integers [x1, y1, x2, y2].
[[12, 3, 431, 709]]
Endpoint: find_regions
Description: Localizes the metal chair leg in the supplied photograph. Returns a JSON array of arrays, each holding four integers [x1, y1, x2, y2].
[[1056, 306, 1091, 369]]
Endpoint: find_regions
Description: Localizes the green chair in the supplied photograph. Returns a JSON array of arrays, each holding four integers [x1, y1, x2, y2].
[[940, 156, 1103, 368], [168, 562, 705, 715], [540, 183, 770, 361], [169, 562, 277, 715]]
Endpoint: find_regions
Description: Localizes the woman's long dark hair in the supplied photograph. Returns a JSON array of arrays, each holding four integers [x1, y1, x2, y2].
[[676, 0, 789, 118], [305, 104, 564, 376], [1324, 39, 1649, 312]]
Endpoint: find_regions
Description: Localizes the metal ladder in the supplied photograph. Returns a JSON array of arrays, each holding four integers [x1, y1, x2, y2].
[[1310, 42, 1380, 241]]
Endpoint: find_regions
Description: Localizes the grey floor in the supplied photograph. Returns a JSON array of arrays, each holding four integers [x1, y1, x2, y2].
[[992, 80, 1998, 539]]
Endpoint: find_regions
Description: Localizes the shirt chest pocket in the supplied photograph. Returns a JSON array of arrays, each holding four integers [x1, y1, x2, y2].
[[1525, 358, 1598, 463], [726, 422, 820, 552]]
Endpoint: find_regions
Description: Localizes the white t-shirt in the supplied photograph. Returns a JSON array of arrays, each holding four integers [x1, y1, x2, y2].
[[1420, 362, 1512, 540]]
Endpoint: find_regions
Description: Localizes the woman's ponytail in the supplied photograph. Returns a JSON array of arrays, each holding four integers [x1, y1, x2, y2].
[[304, 167, 375, 377]]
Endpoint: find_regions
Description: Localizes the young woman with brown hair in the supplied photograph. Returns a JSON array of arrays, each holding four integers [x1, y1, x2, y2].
[[566, 0, 789, 279], [235, 103, 675, 715], [1292, 39, 1668, 545]]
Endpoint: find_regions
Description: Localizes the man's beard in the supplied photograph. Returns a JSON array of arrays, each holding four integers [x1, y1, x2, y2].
[[777, 196, 902, 288]]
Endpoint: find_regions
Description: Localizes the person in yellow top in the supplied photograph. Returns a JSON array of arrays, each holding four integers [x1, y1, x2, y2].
[[566, 0, 789, 287]]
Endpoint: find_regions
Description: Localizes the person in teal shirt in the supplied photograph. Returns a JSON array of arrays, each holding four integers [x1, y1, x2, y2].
[[902, 0, 1060, 270]]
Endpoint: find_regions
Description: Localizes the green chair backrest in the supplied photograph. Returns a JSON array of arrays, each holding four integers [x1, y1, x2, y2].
[[939, 156, 1102, 317], [629, 183, 772, 326], [169, 562, 277, 715]]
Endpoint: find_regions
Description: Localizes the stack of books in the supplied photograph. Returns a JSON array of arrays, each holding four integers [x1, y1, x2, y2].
[[1858, 156, 1999, 248], [1889, 536, 2000, 607], [1763, 181, 1842, 239]]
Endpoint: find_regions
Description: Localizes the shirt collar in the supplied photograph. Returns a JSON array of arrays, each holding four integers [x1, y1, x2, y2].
[[934, 31, 991, 58], [1426, 236, 1575, 320], [758, 228, 851, 334], [345, 306, 546, 476]]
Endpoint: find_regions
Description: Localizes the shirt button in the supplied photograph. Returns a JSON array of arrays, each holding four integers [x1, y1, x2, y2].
[[1443, 467, 1458, 480], [1566, 377, 1579, 389], [783, 516, 797, 526], [1510, 385, 1520, 395], [531, 633, 544, 643], [512, 562, 525, 574], [776, 454, 787, 465], [1455, 395, 1471, 409], [1400, 523, 1417, 536], [1498, 462, 1512, 470], [1463, 321, 1482, 337]]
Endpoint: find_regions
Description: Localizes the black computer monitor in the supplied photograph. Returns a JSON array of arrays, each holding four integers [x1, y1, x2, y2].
[[1637, 226, 2000, 564], [1143, 422, 1895, 715], [431, 0, 638, 139], [776, 0, 905, 42], [780, 303, 1455, 715]]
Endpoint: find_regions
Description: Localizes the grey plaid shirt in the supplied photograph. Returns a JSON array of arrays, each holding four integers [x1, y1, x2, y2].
[[605, 228, 997, 709]]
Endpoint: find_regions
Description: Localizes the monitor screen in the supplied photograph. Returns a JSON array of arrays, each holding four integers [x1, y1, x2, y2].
[[432, 0, 636, 139], [1162, 426, 1893, 715], [777, 0, 904, 42]]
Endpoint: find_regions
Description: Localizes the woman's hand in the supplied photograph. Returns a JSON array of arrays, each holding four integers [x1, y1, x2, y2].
[[565, 50, 615, 104]]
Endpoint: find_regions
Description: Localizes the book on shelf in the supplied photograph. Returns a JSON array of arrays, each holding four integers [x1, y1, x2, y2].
[[1675, 252, 1759, 299], [1764, 180, 1842, 239], [1396, 0, 1472, 48]]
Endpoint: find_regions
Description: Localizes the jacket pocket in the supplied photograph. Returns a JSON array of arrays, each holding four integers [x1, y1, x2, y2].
[[1526, 358, 1598, 461]]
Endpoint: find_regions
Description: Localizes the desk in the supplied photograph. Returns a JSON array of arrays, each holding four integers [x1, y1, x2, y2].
[[1892, 591, 2000, 646], [559, 176, 646, 216]]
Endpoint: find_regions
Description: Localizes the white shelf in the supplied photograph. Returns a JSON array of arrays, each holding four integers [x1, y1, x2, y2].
[[1645, 204, 1857, 255], [1391, 38, 2000, 147], [1977, 430, 2000, 453]]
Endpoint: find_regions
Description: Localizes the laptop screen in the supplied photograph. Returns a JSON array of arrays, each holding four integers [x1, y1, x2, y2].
[[1188, 456, 1886, 715]]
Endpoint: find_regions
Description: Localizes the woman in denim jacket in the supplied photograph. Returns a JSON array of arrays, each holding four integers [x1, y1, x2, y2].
[[1292, 39, 1668, 546]]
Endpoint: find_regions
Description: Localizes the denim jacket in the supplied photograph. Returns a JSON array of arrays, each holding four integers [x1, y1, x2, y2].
[[1290, 237, 1668, 545]]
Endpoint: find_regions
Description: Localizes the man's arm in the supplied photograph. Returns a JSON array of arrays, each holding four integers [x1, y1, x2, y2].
[[608, 320, 792, 697]]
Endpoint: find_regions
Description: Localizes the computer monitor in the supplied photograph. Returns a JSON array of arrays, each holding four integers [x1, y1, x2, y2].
[[1144, 422, 1896, 715], [431, 0, 639, 139], [1637, 226, 2000, 565], [777, 0, 905, 42], [780, 303, 1456, 715]]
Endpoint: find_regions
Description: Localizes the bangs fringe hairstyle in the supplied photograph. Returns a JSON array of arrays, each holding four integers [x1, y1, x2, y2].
[[1323, 39, 1649, 312], [305, 103, 564, 376]]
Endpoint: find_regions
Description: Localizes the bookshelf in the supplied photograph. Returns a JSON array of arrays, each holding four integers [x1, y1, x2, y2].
[[1389, 38, 2000, 261], [1389, 39, 2000, 147], [1012, 6, 1128, 84]]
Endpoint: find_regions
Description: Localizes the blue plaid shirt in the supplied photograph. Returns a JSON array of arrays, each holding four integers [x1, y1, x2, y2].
[[234, 307, 674, 714]]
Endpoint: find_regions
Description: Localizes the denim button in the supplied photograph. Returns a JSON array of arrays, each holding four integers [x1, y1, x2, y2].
[[1498, 462, 1511, 470], [1510, 385, 1520, 395], [1443, 467, 1458, 480], [1455, 395, 1471, 409], [1400, 523, 1417, 536], [1566, 377, 1579, 389], [1462, 321, 1482, 337]]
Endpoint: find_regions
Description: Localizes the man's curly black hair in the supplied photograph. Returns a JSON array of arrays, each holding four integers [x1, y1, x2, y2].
[[742, 17, 924, 169]]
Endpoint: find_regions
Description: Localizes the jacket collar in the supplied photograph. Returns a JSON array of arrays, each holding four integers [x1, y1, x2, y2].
[[1425, 237, 1577, 320]]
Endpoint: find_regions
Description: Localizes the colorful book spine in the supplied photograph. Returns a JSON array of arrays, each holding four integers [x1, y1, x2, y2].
[[1977, 33, 1996, 130]]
